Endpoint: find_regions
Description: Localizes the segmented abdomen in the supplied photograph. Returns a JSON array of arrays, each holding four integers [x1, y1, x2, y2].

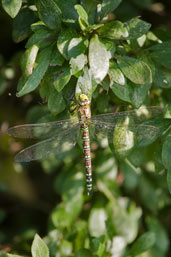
[[81, 125, 92, 195]]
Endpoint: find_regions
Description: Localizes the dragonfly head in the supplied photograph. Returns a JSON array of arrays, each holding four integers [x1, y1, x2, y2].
[[79, 94, 90, 106]]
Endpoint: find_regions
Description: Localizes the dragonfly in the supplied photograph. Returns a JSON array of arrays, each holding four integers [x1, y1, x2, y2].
[[8, 94, 163, 195]]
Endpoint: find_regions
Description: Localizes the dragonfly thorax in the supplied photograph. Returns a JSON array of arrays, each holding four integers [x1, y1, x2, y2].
[[79, 94, 91, 106]]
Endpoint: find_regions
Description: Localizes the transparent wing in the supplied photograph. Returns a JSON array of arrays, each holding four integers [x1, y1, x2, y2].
[[90, 120, 161, 147], [15, 125, 80, 162], [91, 106, 163, 124], [8, 117, 79, 139]]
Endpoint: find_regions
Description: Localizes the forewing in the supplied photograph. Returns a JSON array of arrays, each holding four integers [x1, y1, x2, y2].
[[8, 118, 78, 139], [91, 106, 163, 124], [15, 125, 80, 162]]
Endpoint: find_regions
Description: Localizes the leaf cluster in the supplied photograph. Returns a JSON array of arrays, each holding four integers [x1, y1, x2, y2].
[[1, 0, 171, 257]]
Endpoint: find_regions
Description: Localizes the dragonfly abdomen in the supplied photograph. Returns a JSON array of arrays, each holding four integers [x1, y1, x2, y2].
[[81, 126, 92, 195]]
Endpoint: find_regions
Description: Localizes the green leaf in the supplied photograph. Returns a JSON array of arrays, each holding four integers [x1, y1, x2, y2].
[[48, 90, 66, 114], [80, 0, 100, 24], [17, 45, 53, 97], [108, 61, 126, 85], [125, 18, 151, 39], [4, 254, 24, 257], [107, 200, 142, 243], [146, 216, 170, 254], [110, 82, 132, 103], [76, 249, 92, 257], [101, 39, 116, 58], [162, 133, 171, 170], [90, 235, 107, 257], [35, 0, 62, 30], [59, 240, 72, 256], [75, 5, 89, 30], [98, 21, 129, 40], [167, 169, 171, 194], [153, 67, 171, 89], [70, 54, 87, 75], [31, 234, 49, 257], [12, 8, 38, 43], [88, 208, 107, 237], [2, 0, 22, 18], [75, 66, 97, 98], [57, 28, 78, 60], [113, 117, 136, 159], [68, 37, 88, 58], [129, 81, 151, 108], [53, 0, 78, 25], [150, 41, 171, 69], [51, 194, 83, 228], [89, 34, 110, 83], [73, 221, 88, 252], [50, 45, 64, 66], [21, 45, 39, 77], [117, 56, 152, 84], [110, 80, 150, 108], [26, 28, 56, 49], [53, 67, 71, 92], [136, 118, 170, 148], [129, 232, 156, 256], [98, 0, 122, 20], [31, 21, 46, 32]]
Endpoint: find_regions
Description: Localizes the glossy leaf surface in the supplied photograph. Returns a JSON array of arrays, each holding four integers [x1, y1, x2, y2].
[[89, 34, 110, 83]]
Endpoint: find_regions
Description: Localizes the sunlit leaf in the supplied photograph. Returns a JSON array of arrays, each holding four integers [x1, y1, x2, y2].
[[75, 66, 97, 98], [70, 54, 87, 75], [57, 28, 78, 60], [68, 37, 88, 58], [125, 18, 151, 39], [21, 44, 39, 77], [88, 208, 107, 237], [98, 21, 129, 40], [75, 4, 89, 30], [113, 117, 136, 159], [31, 234, 49, 257], [109, 61, 126, 86], [89, 34, 110, 83], [2, 0, 22, 18]]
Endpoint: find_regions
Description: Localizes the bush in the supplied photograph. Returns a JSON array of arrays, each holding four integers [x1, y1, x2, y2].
[[1, 0, 171, 256]]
